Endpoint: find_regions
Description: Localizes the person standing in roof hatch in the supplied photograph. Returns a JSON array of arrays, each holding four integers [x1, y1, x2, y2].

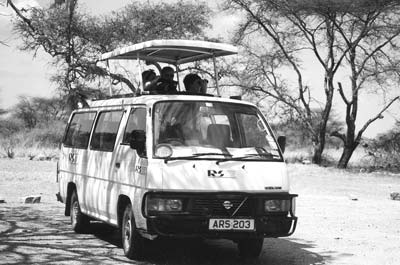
[[154, 66, 178, 94], [183, 73, 208, 94], [142, 69, 158, 91]]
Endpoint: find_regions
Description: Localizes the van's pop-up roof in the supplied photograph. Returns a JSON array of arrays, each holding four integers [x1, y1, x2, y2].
[[100, 39, 238, 65]]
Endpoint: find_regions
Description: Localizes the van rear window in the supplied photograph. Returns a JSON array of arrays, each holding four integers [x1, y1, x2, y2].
[[63, 112, 96, 149], [90, 110, 124, 152]]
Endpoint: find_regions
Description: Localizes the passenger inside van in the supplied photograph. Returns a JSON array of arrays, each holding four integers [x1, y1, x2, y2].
[[158, 104, 204, 145]]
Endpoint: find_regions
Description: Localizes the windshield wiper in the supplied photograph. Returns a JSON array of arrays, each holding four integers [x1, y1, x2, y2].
[[216, 152, 278, 164], [237, 153, 275, 159], [164, 152, 232, 163], [192, 152, 233, 158]]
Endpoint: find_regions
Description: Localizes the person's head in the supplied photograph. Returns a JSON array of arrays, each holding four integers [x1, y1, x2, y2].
[[160, 66, 175, 81], [184, 73, 207, 93], [142, 69, 156, 83]]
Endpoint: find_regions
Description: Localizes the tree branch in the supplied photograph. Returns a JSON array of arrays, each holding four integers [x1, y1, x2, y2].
[[7, 0, 35, 31], [356, 96, 400, 141], [337, 82, 350, 105], [330, 130, 346, 142], [357, 33, 400, 77]]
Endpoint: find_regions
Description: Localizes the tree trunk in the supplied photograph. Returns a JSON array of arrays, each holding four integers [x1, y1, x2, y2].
[[312, 141, 324, 164], [337, 143, 358, 168], [311, 97, 330, 165]]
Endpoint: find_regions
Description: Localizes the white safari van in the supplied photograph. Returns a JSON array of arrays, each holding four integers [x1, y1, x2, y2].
[[57, 40, 297, 259]]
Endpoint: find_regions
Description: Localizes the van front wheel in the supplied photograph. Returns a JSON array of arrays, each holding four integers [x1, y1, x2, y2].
[[237, 238, 264, 258], [70, 190, 89, 233], [122, 204, 146, 260]]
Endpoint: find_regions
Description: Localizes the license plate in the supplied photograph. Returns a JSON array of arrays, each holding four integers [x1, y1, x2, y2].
[[209, 218, 255, 231]]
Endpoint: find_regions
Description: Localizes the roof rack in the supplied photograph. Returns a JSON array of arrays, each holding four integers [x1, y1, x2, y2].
[[101, 39, 238, 97], [91, 93, 135, 101], [101, 39, 237, 64]]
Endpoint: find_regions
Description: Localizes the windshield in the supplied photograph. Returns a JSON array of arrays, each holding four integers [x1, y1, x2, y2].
[[153, 101, 282, 161]]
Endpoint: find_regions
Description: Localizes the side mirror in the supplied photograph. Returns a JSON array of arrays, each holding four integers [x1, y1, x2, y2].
[[277, 136, 286, 154], [129, 130, 146, 156]]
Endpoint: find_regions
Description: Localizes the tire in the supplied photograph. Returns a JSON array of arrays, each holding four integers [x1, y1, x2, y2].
[[122, 204, 146, 260], [70, 190, 89, 233], [237, 238, 264, 258]]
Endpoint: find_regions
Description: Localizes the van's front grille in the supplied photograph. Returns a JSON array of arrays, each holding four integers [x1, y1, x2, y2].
[[190, 197, 252, 217]]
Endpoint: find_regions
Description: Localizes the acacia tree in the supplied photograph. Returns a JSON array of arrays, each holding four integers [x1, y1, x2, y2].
[[226, 0, 400, 167], [7, 0, 210, 109]]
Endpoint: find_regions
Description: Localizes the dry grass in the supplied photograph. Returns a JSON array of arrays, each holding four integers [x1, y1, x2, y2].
[[0, 144, 59, 160], [285, 146, 374, 169], [16, 146, 59, 160]]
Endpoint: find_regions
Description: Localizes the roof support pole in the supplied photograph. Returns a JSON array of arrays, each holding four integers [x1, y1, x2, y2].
[[137, 52, 143, 95], [106, 59, 113, 96], [212, 54, 220, 96], [175, 64, 181, 91]]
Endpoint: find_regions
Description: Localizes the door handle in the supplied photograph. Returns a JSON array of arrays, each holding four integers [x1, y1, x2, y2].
[[115, 162, 121, 168]]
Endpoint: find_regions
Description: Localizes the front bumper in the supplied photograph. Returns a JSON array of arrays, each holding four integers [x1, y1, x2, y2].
[[143, 192, 298, 239]]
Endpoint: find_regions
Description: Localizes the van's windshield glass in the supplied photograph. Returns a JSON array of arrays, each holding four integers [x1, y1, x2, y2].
[[153, 101, 282, 161]]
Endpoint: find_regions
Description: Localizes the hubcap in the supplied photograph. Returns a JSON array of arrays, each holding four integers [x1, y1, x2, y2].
[[72, 201, 79, 225], [124, 218, 131, 249]]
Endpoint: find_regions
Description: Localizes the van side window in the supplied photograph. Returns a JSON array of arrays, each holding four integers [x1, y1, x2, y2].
[[122, 108, 146, 144], [63, 112, 96, 149], [90, 110, 124, 152]]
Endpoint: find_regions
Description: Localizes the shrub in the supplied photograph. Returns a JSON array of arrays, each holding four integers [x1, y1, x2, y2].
[[284, 148, 312, 163], [23, 121, 66, 148], [0, 118, 24, 158], [363, 126, 400, 172], [0, 118, 66, 159]]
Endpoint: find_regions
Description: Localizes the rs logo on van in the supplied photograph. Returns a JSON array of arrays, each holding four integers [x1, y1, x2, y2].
[[68, 153, 78, 164], [208, 170, 224, 178], [135, 165, 147, 175]]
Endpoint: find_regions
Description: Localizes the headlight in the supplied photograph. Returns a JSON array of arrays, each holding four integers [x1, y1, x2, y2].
[[264, 199, 290, 212], [155, 144, 173, 158], [147, 198, 183, 213]]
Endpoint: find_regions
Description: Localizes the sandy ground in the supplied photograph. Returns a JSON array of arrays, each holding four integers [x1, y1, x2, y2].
[[0, 159, 400, 264]]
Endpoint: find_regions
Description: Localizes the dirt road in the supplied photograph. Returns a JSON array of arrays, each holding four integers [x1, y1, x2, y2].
[[1, 159, 399, 264]]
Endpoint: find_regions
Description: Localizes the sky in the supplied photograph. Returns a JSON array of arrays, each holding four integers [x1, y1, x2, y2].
[[0, 0, 399, 137]]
